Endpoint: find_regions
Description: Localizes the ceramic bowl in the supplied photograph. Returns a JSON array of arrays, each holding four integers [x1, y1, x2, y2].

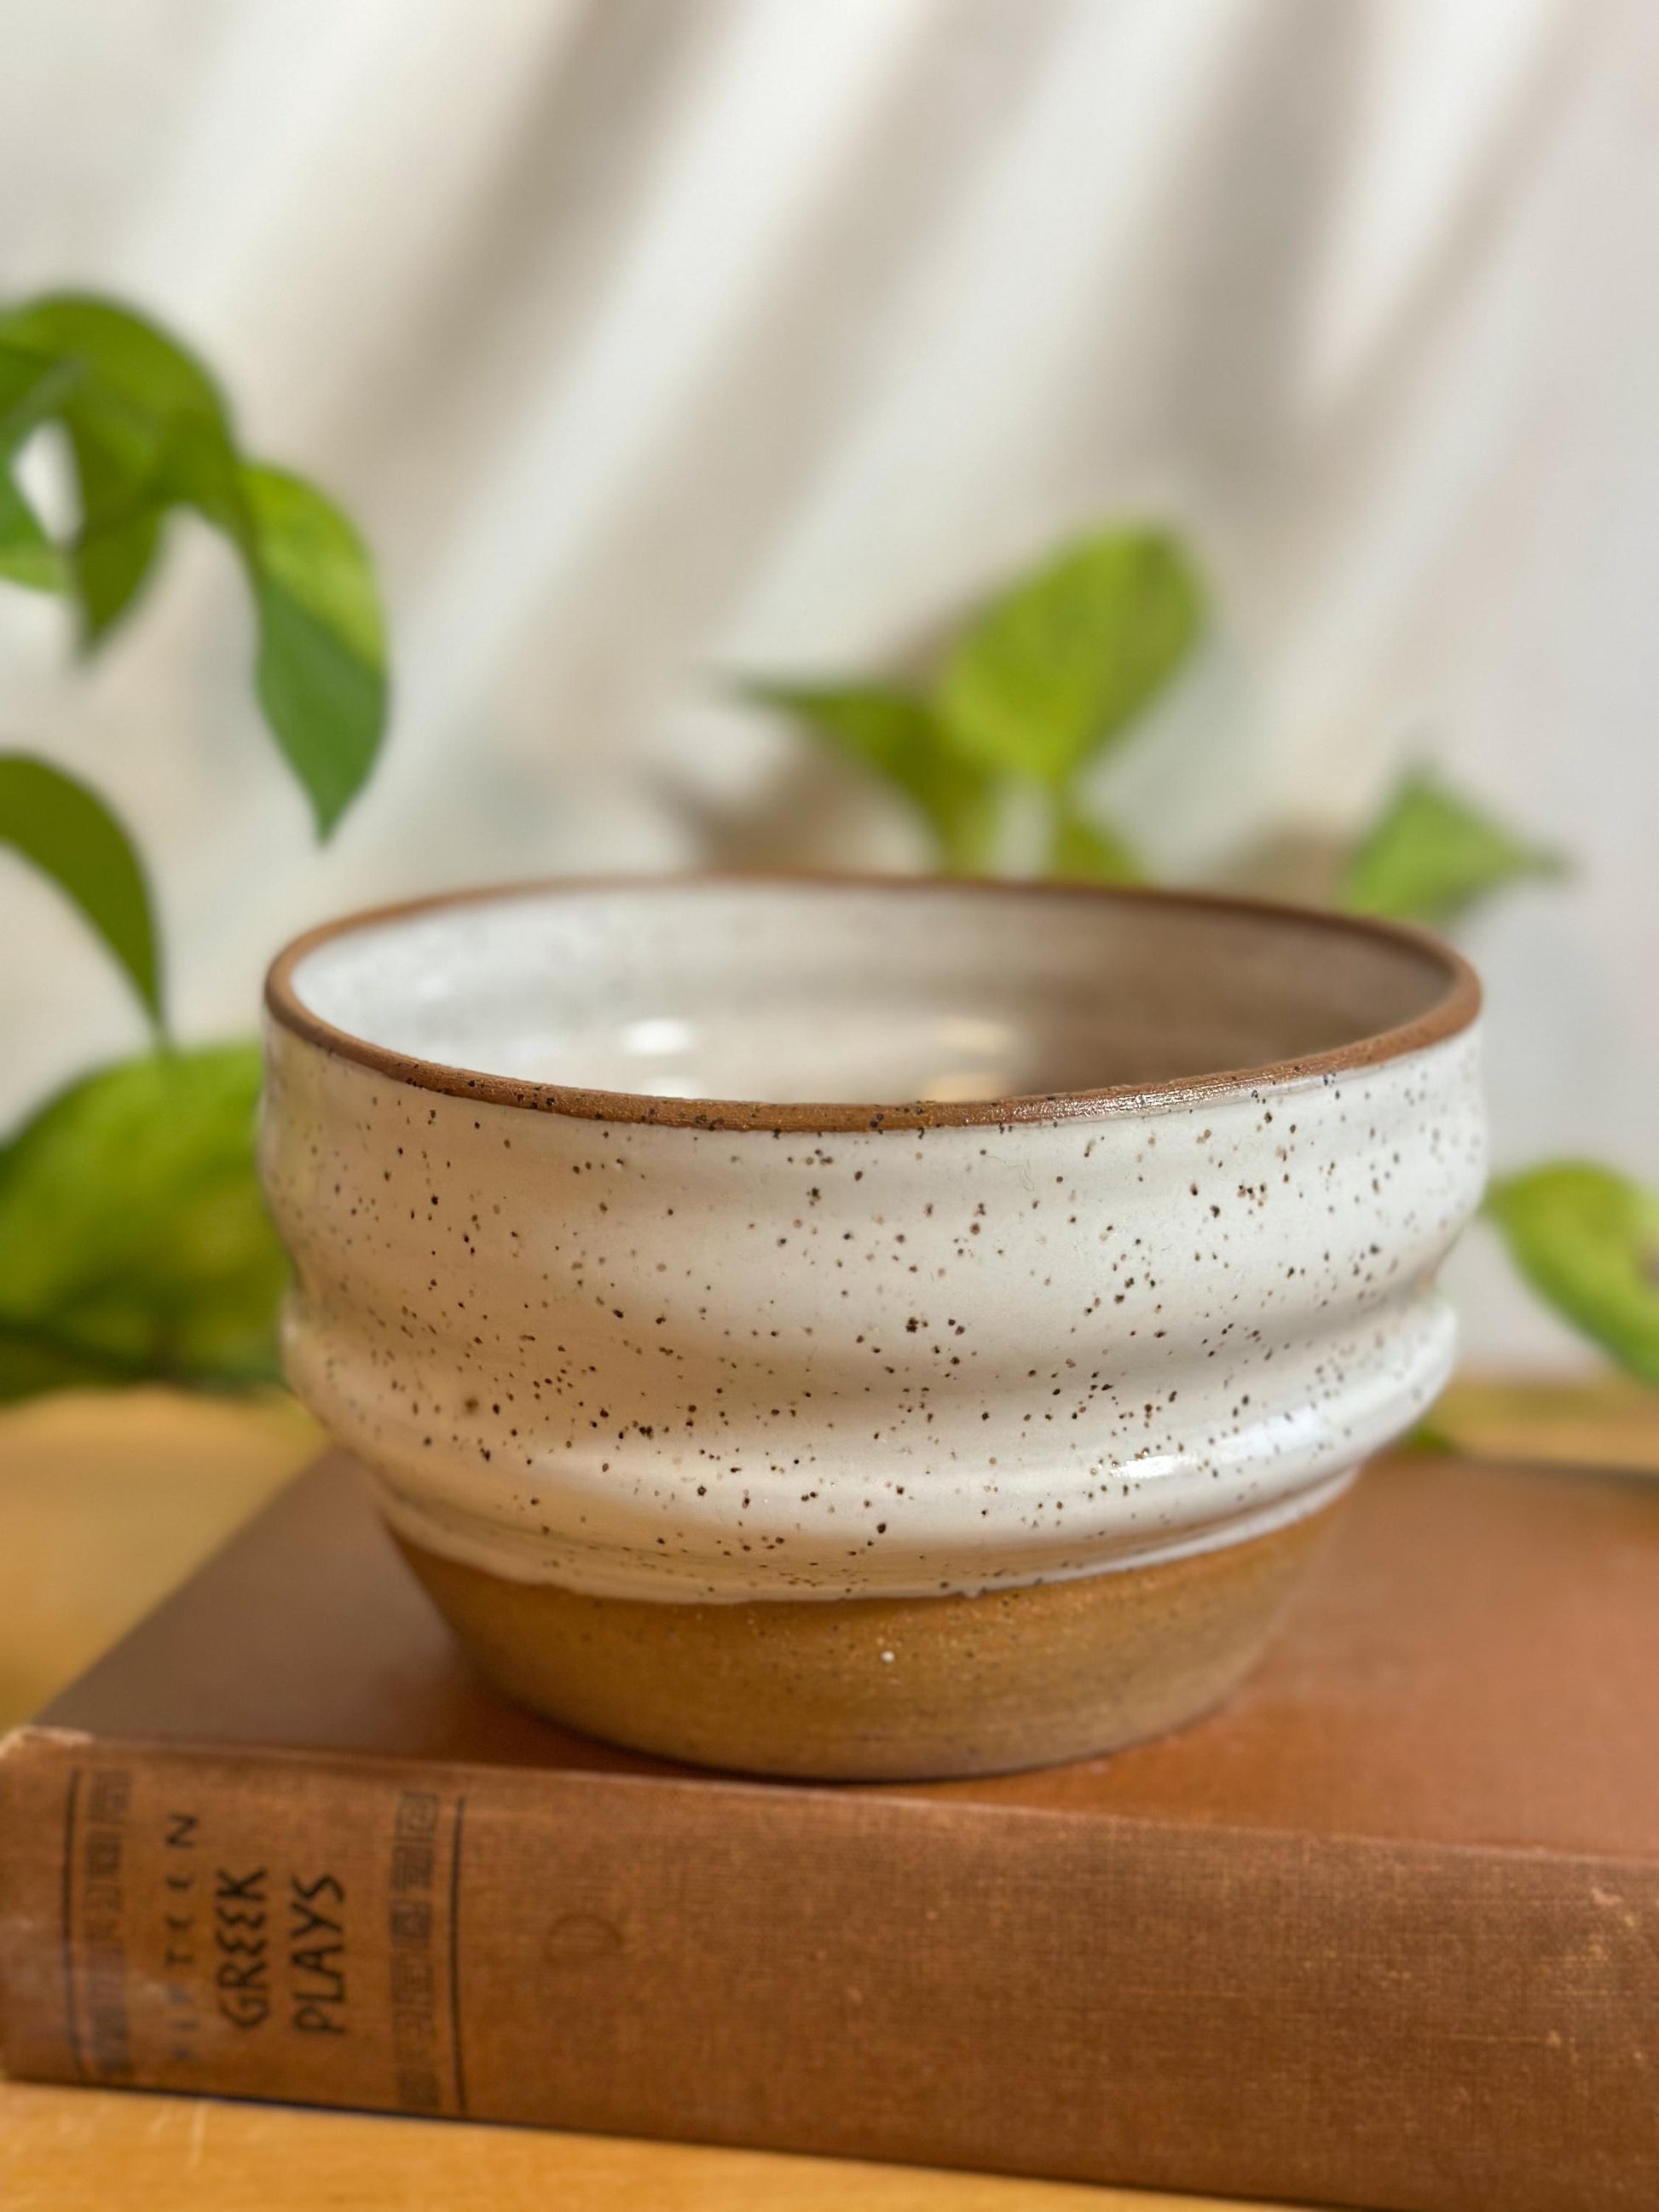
[[261, 875, 1484, 1779]]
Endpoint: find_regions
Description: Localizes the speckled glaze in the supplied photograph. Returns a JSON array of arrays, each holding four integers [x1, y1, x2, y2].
[[260, 875, 1483, 1773]]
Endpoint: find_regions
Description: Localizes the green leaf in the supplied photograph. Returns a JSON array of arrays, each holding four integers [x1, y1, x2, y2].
[[0, 341, 80, 593], [241, 464, 388, 834], [1486, 1164, 1659, 1386], [0, 340, 82, 450], [747, 680, 996, 872], [0, 1323, 129, 1401], [1048, 796, 1142, 884], [0, 471, 66, 592], [0, 752, 162, 1027], [0, 294, 389, 834], [936, 526, 1203, 787], [0, 295, 243, 644], [69, 465, 167, 642], [0, 1045, 286, 1401], [0, 297, 230, 450], [1341, 770, 1564, 927]]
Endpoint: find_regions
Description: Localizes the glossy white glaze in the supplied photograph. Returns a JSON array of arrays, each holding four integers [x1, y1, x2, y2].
[[281, 877, 1461, 1106], [261, 882, 1484, 1603]]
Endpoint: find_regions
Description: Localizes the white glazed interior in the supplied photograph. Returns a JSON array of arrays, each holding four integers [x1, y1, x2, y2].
[[263, 880, 1485, 1603], [286, 878, 1457, 1106]]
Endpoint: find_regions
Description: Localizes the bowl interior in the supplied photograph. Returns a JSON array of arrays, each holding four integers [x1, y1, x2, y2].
[[281, 878, 1464, 1107]]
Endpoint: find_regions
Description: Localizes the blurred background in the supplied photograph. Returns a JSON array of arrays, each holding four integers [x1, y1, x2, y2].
[[3, 0, 1656, 1383]]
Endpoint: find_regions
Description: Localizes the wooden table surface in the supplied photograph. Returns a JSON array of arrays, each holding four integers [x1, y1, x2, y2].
[[4, 1378, 1656, 2209]]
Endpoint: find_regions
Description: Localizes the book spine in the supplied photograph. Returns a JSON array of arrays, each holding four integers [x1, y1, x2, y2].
[[2, 1724, 1655, 2212]]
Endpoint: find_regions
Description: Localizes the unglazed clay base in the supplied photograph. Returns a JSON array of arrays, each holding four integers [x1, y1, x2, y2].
[[395, 1500, 1338, 1781]]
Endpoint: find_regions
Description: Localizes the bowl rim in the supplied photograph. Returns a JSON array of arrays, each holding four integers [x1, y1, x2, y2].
[[263, 870, 1481, 1133]]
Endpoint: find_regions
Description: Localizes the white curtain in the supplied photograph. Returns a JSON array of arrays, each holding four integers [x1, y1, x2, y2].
[[2, 0, 1654, 1365]]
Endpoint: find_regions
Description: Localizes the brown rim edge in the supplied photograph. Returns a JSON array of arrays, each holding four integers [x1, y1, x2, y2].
[[263, 871, 1482, 1134]]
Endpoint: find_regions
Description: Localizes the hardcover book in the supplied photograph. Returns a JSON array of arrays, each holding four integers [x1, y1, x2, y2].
[[2, 1450, 1654, 2212]]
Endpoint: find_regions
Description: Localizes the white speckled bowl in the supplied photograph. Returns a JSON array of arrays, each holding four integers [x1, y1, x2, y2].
[[261, 875, 1484, 1778]]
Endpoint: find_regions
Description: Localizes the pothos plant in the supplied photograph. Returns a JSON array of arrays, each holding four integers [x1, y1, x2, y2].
[[0, 294, 385, 1400], [746, 525, 1659, 1389]]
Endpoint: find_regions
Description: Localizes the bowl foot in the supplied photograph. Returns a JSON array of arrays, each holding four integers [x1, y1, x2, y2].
[[394, 1501, 1339, 1781]]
